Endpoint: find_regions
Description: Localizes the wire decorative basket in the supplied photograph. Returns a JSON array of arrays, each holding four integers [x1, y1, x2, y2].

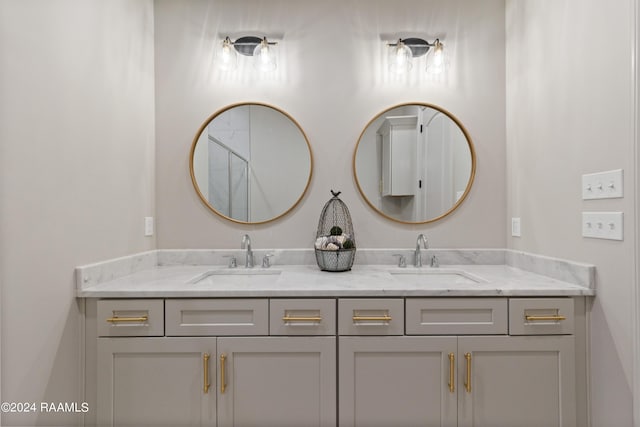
[[314, 190, 356, 272]]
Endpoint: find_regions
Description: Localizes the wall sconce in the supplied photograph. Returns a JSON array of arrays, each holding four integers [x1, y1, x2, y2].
[[388, 38, 447, 75], [216, 36, 278, 72]]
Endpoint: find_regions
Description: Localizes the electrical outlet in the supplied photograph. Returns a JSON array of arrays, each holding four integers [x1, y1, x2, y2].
[[144, 217, 154, 237], [511, 218, 521, 237]]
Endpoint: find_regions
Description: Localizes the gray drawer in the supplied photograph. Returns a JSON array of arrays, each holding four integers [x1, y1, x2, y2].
[[165, 299, 268, 336], [97, 299, 164, 337], [509, 298, 574, 335], [270, 299, 336, 335], [338, 299, 404, 335], [406, 298, 508, 335]]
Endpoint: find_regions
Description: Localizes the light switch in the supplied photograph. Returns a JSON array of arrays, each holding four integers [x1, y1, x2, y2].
[[582, 169, 623, 199], [511, 217, 521, 237], [582, 212, 623, 240], [144, 217, 154, 236]]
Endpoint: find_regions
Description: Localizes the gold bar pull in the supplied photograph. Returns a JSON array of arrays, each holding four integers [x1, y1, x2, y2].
[[282, 316, 323, 322], [203, 353, 210, 393], [352, 315, 392, 322], [464, 353, 472, 393], [448, 353, 455, 393], [106, 315, 149, 323], [525, 315, 566, 321], [220, 354, 227, 394]]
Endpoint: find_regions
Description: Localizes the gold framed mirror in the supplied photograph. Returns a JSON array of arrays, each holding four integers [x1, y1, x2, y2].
[[353, 103, 476, 224], [190, 102, 313, 224]]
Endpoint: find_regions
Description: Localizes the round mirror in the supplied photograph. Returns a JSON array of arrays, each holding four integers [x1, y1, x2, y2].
[[353, 103, 475, 224], [190, 103, 313, 224]]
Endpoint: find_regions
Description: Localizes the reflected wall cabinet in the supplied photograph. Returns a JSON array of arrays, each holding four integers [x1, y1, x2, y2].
[[379, 115, 418, 196]]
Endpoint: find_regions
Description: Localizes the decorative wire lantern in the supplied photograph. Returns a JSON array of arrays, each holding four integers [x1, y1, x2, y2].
[[314, 190, 356, 272]]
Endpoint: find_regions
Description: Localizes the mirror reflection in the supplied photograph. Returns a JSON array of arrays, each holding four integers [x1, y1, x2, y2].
[[190, 103, 312, 224], [353, 103, 475, 223]]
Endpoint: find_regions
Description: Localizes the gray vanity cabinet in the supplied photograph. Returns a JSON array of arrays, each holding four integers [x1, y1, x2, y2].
[[216, 337, 336, 427], [457, 335, 575, 427], [95, 298, 336, 427], [339, 336, 458, 427], [97, 338, 216, 427], [94, 297, 579, 427], [338, 297, 578, 427]]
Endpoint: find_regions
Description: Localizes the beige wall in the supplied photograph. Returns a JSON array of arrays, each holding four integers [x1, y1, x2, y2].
[[154, 0, 507, 250], [3, 1, 637, 426], [506, 1, 637, 425], [0, 0, 155, 425]]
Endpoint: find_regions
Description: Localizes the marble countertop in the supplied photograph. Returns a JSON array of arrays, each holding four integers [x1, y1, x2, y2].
[[76, 250, 596, 298]]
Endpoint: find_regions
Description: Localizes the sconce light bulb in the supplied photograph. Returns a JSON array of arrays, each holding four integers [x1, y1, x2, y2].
[[218, 37, 237, 71], [426, 39, 446, 75], [253, 38, 277, 72], [389, 39, 412, 74], [433, 43, 443, 66]]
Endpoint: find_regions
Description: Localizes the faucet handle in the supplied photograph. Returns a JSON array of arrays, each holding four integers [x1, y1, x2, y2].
[[262, 254, 274, 268], [223, 255, 237, 268], [430, 255, 439, 268], [392, 254, 407, 268]]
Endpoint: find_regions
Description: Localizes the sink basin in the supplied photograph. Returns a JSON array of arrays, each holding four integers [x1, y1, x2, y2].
[[389, 268, 485, 285], [188, 268, 282, 285]]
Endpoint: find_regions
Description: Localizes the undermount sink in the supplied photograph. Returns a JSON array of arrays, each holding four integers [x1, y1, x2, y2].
[[389, 268, 486, 285], [188, 268, 282, 285]]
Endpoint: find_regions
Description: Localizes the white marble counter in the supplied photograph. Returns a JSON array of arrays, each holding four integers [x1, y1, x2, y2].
[[76, 249, 596, 298]]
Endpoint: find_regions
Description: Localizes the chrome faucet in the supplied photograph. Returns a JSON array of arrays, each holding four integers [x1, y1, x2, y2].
[[414, 233, 429, 267], [241, 234, 254, 268]]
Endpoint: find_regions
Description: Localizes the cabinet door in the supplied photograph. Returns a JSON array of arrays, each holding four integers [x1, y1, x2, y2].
[[458, 336, 575, 427], [217, 337, 336, 427], [339, 336, 457, 427], [97, 337, 215, 427]]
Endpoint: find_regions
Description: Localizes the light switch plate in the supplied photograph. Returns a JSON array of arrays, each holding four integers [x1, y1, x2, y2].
[[582, 212, 623, 240], [144, 217, 154, 236], [582, 169, 623, 199], [511, 217, 521, 237]]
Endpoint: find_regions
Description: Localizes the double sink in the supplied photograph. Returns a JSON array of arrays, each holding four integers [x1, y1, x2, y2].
[[188, 267, 486, 286]]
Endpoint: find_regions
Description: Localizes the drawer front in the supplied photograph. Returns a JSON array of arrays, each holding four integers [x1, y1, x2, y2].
[[270, 299, 336, 336], [509, 298, 574, 335], [338, 299, 404, 335], [406, 298, 508, 335], [97, 299, 164, 337], [165, 299, 268, 336]]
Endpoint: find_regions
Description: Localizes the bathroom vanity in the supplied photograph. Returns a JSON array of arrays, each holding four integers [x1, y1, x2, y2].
[[77, 249, 594, 427]]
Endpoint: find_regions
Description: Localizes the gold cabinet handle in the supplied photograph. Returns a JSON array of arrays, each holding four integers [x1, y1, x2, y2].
[[525, 315, 567, 321], [464, 353, 471, 393], [464, 353, 472, 393], [282, 316, 323, 322], [448, 353, 455, 393], [352, 315, 392, 322], [203, 353, 210, 394], [220, 354, 227, 394], [106, 315, 148, 323]]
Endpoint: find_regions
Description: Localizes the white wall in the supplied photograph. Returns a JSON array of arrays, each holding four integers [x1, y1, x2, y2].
[[506, 1, 637, 425], [0, 0, 155, 425], [154, 0, 506, 249]]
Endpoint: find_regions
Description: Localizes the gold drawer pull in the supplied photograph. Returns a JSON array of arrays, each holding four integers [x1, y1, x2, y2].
[[352, 315, 392, 322], [106, 315, 149, 323], [220, 354, 227, 394], [448, 353, 455, 393], [525, 315, 566, 321], [464, 352, 472, 393], [282, 316, 323, 322], [203, 353, 210, 394]]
